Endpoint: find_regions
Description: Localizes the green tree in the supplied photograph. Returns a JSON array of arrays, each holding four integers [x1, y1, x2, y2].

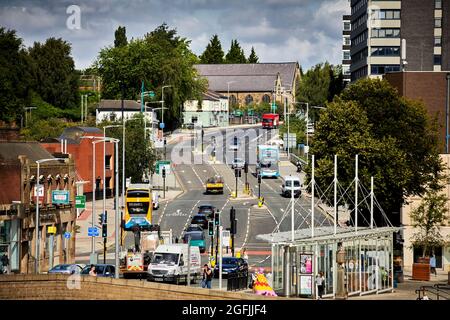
[[0, 28, 32, 124], [96, 23, 207, 130], [199, 34, 224, 64], [114, 26, 127, 48], [247, 46, 259, 63], [100, 113, 159, 183], [308, 79, 444, 226], [225, 39, 247, 64], [410, 188, 448, 258], [20, 117, 77, 141], [28, 37, 79, 110]]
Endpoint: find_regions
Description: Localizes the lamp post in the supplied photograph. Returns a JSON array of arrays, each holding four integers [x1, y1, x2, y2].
[[24, 107, 37, 127], [35, 157, 66, 274]]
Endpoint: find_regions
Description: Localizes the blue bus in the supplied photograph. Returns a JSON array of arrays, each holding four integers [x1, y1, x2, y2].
[[257, 145, 280, 178]]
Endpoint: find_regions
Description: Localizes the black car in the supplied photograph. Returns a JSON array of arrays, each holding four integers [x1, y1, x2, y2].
[[214, 257, 248, 278], [185, 224, 203, 233], [190, 214, 209, 229], [198, 204, 216, 219]]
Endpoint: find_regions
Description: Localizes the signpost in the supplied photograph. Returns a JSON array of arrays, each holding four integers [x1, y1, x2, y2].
[[156, 160, 171, 175], [75, 195, 86, 209], [34, 185, 44, 204], [52, 190, 70, 205], [64, 232, 71, 239], [88, 227, 99, 237]]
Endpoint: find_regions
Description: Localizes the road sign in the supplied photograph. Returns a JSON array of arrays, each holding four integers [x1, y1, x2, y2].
[[160, 122, 165, 129], [156, 160, 171, 174], [34, 185, 44, 204], [52, 190, 70, 204], [222, 230, 231, 246], [88, 227, 99, 237], [47, 226, 57, 234], [304, 146, 310, 154], [149, 91, 155, 98], [75, 195, 86, 209], [64, 232, 71, 239]]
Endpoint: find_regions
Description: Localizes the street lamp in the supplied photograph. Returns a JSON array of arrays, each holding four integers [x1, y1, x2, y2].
[[24, 107, 37, 127], [35, 157, 67, 273]]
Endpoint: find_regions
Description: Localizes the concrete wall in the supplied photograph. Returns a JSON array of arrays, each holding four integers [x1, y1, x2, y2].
[[0, 274, 283, 300]]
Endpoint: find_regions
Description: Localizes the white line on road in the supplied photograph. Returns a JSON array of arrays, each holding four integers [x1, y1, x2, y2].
[[179, 199, 201, 239], [157, 201, 169, 226], [191, 166, 206, 188]]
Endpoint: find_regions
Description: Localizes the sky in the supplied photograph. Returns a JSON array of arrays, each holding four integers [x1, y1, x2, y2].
[[0, 0, 350, 70]]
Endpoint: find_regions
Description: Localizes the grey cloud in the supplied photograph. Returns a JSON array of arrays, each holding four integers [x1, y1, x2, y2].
[[0, 0, 350, 70]]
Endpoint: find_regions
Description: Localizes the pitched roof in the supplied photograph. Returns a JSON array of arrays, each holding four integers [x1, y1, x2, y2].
[[58, 127, 103, 144], [98, 99, 142, 111], [194, 62, 298, 92], [0, 142, 54, 163], [202, 90, 228, 101]]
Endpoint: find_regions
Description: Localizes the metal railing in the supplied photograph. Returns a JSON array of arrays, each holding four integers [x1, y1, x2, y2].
[[227, 272, 249, 291], [416, 284, 450, 300]]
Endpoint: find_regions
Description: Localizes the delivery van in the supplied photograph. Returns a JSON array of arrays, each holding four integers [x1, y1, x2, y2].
[[147, 244, 201, 284]]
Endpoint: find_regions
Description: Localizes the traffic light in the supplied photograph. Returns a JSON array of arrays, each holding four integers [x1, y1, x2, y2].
[[162, 167, 166, 178], [208, 221, 214, 236], [258, 174, 262, 184], [234, 168, 241, 177], [98, 213, 104, 226], [244, 162, 248, 173], [102, 224, 107, 238], [214, 210, 220, 226], [230, 207, 236, 223], [231, 218, 237, 235]]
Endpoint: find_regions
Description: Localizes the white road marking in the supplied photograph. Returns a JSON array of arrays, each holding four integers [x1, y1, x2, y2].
[[191, 166, 206, 188], [157, 201, 169, 225], [179, 200, 201, 239]]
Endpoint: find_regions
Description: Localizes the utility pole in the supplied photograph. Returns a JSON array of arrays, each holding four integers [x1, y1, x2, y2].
[[162, 167, 166, 199], [230, 207, 236, 257]]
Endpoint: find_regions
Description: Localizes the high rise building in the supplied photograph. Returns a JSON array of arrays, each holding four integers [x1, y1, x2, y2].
[[350, 0, 449, 82], [342, 15, 352, 84]]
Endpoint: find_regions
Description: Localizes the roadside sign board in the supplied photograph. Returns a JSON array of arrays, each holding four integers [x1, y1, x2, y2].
[[75, 195, 86, 209], [34, 185, 44, 204], [154, 139, 164, 148], [64, 232, 71, 239], [149, 91, 155, 98], [156, 160, 171, 174], [52, 190, 70, 205], [160, 122, 165, 129], [222, 230, 231, 247], [88, 227, 99, 237]]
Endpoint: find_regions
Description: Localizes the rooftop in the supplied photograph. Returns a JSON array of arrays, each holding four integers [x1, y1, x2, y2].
[[0, 141, 54, 163]]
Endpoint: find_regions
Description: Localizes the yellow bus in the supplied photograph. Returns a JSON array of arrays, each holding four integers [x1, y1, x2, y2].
[[124, 183, 152, 231]]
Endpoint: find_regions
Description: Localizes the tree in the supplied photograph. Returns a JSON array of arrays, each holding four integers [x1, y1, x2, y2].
[[0, 28, 32, 124], [247, 47, 259, 63], [199, 34, 224, 64], [308, 79, 444, 226], [410, 188, 448, 257], [28, 37, 79, 110], [100, 113, 159, 183], [114, 26, 127, 48], [225, 39, 247, 64], [96, 23, 207, 130]]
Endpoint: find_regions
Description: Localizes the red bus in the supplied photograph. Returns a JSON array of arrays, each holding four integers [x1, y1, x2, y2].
[[262, 113, 279, 129]]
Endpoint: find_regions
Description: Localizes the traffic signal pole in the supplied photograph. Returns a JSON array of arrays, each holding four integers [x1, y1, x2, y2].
[[215, 224, 219, 264]]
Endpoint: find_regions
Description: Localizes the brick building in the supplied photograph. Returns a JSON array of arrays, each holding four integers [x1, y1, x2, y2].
[[41, 127, 116, 200], [384, 71, 450, 152], [0, 142, 76, 274]]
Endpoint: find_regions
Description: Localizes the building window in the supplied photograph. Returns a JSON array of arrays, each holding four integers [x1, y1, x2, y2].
[[105, 155, 112, 170], [344, 22, 351, 31], [245, 95, 253, 105], [229, 95, 237, 107], [370, 47, 400, 56], [435, 0, 442, 9], [343, 36, 351, 45], [343, 51, 351, 60], [105, 177, 111, 189], [372, 10, 400, 20], [434, 55, 442, 65], [434, 37, 442, 47], [370, 65, 401, 75], [435, 18, 442, 28], [262, 94, 271, 104], [372, 28, 400, 38], [191, 116, 198, 123]]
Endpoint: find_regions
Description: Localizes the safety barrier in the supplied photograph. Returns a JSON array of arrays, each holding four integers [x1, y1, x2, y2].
[[416, 283, 450, 300], [227, 272, 249, 291]]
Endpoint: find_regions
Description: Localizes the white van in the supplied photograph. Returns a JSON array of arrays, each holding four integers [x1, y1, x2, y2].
[[147, 244, 201, 284], [281, 175, 302, 198]]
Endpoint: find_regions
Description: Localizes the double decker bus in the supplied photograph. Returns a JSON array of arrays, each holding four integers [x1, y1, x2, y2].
[[124, 183, 153, 231], [256, 145, 280, 178]]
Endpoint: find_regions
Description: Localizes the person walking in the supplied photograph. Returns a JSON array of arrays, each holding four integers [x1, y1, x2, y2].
[[202, 264, 213, 289], [430, 254, 437, 276], [89, 264, 97, 277], [1, 254, 9, 274], [316, 271, 325, 299]]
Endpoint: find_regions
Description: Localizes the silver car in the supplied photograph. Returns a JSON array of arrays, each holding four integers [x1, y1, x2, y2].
[[230, 158, 246, 169], [48, 264, 85, 275]]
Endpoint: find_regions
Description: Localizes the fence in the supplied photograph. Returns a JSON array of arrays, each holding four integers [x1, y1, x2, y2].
[[416, 284, 450, 300], [227, 273, 249, 291]]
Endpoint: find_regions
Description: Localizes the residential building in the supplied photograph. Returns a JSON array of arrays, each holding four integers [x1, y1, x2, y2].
[[350, 0, 449, 81], [194, 63, 301, 109], [401, 153, 450, 274], [183, 90, 229, 127], [41, 127, 116, 200], [0, 142, 76, 274], [343, 14, 352, 84], [96, 99, 158, 126]]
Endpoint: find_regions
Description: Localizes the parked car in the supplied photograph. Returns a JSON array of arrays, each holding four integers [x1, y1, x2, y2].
[[185, 224, 203, 233], [48, 264, 85, 275], [190, 214, 209, 229], [230, 158, 246, 169], [185, 123, 195, 130], [183, 230, 206, 253], [197, 204, 216, 219], [213, 257, 248, 278], [80, 264, 115, 277]]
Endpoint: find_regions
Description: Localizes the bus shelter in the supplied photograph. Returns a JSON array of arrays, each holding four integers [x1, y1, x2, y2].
[[258, 226, 399, 298]]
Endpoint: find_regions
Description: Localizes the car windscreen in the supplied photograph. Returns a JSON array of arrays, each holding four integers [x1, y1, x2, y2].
[[127, 190, 149, 198], [184, 232, 204, 241], [192, 216, 206, 222], [151, 253, 179, 265], [81, 265, 105, 274], [286, 180, 300, 187], [51, 264, 70, 270], [222, 258, 238, 265]]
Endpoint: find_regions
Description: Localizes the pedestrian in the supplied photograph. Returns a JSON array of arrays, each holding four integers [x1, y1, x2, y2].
[[430, 254, 437, 276], [201, 264, 213, 289], [316, 271, 325, 299], [242, 248, 249, 262], [89, 264, 97, 277], [1, 254, 9, 274]]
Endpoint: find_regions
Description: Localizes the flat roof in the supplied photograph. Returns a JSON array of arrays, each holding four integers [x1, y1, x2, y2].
[[257, 226, 399, 245]]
